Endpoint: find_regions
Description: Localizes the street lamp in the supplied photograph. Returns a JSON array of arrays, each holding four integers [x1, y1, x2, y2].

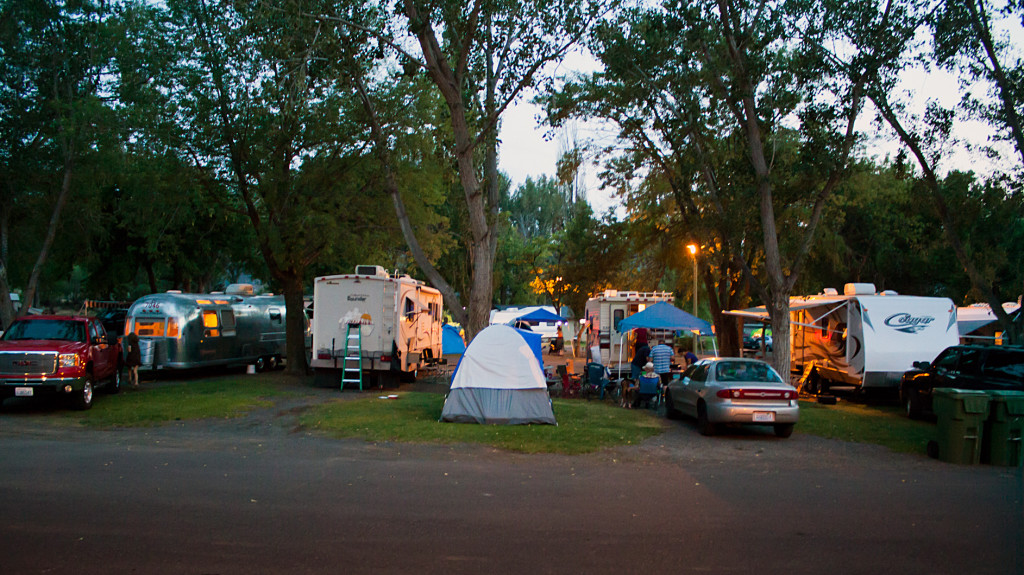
[[687, 243, 698, 353]]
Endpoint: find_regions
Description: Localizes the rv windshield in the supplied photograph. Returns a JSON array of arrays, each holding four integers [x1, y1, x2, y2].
[[3, 319, 86, 342]]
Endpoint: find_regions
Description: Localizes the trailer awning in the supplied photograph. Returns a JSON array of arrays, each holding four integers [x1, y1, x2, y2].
[[725, 298, 846, 321]]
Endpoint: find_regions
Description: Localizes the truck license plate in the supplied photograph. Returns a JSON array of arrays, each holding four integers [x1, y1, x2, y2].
[[15, 387, 33, 397], [753, 411, 775, 422]]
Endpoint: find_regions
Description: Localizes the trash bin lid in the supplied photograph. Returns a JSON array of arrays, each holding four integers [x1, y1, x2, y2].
[[934, 388, 990, 414], [987, 390, 1024, 416]]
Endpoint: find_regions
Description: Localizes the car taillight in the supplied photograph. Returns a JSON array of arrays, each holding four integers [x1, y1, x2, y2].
[[380, 355, 391, 362], [716, 389, 794, 400], [58, 353, 82, 368]]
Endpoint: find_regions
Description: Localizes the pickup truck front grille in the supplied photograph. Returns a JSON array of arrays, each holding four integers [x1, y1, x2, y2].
[[0, 352, 59, 376]]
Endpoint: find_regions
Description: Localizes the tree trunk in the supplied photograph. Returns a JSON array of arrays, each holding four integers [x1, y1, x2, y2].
[[21, 149, 75, 317], [281, 271, 308, 375]]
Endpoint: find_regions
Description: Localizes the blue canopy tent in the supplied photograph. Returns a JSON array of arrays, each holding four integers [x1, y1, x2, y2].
[[514, 308, 566, 323], [442, 324, 467, 355], [615, 302, 716, 364], [617, 302, 713, 334]]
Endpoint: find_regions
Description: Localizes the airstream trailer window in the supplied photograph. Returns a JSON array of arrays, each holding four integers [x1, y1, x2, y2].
[[203, 310, 220, 337], [221, 310, 236, 336], [135, 318, 166, 337], [269, 309, 282, 323], [166, 317, 181, 338]]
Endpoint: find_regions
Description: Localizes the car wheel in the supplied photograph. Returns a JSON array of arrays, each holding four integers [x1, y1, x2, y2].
[[774, 423, 795, 438], [904, 389, 922, 419], [72, 376, 94, 411], [664, 390, 682, 420], [255, 356, 267, 372], [697, 402, 716, 436], [107, 364, 122, 394], [268, 355, 279, 371]]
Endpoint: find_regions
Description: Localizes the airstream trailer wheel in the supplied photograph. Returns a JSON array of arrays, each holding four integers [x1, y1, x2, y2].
[[254, 356, 267, 372], [267, 355, 279, 371], [72, 376, 94, 410]]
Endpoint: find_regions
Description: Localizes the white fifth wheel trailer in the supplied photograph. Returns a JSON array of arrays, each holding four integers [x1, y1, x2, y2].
[[584, 290, 674, 368], [728, 283, 959, 392], [311, 266, 443, 389]]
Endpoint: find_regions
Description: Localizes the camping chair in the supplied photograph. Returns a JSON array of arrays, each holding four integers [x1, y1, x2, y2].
[[581, 362, 613, 400], [557, 365, 581, 398], [634, 375, 661, 409]]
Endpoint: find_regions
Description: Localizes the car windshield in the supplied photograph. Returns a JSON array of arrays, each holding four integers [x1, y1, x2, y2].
[[2, 319, 86, 342], [715, 361, 783, 383]]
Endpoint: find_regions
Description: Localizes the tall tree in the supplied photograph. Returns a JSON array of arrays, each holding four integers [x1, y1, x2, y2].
[[0, 0, 117, 324], [368, 0, 617, 340], [167, 0, 395, 373]]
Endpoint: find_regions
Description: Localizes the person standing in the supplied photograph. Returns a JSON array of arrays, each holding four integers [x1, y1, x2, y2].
[[649, 339, 675, 385], [125, 331, 142, 388], [630, 328, 651, 379]]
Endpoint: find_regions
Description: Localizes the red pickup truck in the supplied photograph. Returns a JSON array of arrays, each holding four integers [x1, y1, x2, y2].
[[0, 315, 123, 410]]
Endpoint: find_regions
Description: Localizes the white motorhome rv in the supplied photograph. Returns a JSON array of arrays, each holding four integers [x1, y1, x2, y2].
[[311, 266, 443, 388], [730, 283, 959, 392], [584, 290, 674, 367]]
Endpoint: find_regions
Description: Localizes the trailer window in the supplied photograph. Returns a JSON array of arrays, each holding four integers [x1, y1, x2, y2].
[[269, 309, 282, 323], [203, 310, 220, 337], [167, 318, 181, 338], [221, 310, 236, 337], [404, 297, 416, 320], [613, 309, 624, 331], [135, 318, 166, 337]]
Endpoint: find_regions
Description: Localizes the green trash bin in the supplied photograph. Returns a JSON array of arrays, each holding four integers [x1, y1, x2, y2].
[[931, 388, 990, 464], [982, 390, 1024, 467]]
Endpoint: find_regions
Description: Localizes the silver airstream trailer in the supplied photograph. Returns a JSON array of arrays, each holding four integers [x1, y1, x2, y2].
[[125, 285, 289, 371]]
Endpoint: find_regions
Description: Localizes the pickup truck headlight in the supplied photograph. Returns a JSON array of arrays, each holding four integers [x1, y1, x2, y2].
[[58, 353, 82, 368]]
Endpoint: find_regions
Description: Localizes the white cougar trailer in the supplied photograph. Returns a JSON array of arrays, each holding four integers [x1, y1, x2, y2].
[[728, 283, 959, 391], [311, 266, 443, 389], [584, 290, 674, 368], [125, 286, 290, 371]]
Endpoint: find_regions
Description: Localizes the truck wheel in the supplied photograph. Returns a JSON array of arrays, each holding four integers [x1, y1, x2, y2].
[[72, 377, 94, 411], [106, 365, 122, 394], [904, 390, 922, 419], [254, 356, 266, 372], [268, 356, 279, 371]]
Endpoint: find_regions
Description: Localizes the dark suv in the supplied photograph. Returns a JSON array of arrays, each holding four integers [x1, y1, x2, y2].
[[900, 345, 1024, 419]]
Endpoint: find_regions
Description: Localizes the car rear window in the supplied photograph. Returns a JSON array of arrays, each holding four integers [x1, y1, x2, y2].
[[715, 361, 783, 383], [982, 351, 1024, 382]]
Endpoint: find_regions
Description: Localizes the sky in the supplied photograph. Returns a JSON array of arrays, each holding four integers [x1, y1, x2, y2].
[[497, 22, 1022, 217]]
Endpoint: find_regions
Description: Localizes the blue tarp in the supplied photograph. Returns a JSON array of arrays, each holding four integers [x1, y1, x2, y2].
[[515, 308, 565, 323], [617, 301, 713, 335], [442, 324, 467, 355]]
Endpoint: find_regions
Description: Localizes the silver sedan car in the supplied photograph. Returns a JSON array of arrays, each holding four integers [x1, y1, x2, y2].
[[664, 357, 799, 438]]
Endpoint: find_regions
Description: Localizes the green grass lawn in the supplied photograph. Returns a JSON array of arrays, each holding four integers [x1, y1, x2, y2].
[[62, 378, 294, 427], [298, 392, 667, 454], [53, 375, 938, 456], [797, 398, 936, 454]]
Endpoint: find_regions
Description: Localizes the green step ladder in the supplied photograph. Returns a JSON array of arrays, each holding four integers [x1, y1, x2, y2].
[[342, 324, 363, 391]]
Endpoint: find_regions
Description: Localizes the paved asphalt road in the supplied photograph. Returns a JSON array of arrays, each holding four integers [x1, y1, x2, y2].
[[0, 396, 1021, 575]]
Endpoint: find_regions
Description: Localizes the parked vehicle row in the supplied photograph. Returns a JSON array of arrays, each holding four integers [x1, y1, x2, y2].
[[900, 345, 1024, 419], [664, 357, 799, 438], [0, 315, 123, 410]]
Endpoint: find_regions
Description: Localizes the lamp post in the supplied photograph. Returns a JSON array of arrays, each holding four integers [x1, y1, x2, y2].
[[687, 243, 698, 353]]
